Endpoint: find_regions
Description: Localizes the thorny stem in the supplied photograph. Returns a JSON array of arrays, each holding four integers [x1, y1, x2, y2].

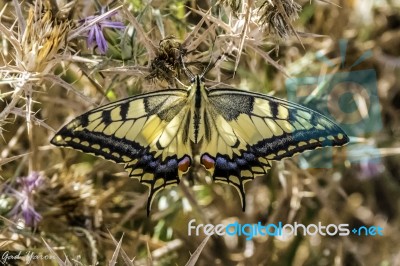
[[0, 72, 35, 173], [0, 9, 22, 56], [0, 74, 29, 122], [12, 0, 26, 35], [1, 125, 25, 159], [233, 0, 253, 74], [67, 5, 123, 42], [10, 107, 53, 131], [274, 0, 304, 48], [26, 87, 34, 173], [179, 181, 212, 225]]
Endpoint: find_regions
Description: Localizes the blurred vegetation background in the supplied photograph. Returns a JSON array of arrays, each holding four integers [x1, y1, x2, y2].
[[0, 0, 399, 265]]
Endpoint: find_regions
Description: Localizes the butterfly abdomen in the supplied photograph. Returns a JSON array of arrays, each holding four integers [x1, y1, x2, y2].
[[193, 76, 202, 143]]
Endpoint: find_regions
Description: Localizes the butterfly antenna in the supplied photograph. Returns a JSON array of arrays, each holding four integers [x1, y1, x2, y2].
[[200, 35, 223, 78], [202, 52, 233, 86], [180, 53, 195, 81]]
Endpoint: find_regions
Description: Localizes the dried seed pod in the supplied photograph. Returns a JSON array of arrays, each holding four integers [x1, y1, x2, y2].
[[146, 36, 187, 85]]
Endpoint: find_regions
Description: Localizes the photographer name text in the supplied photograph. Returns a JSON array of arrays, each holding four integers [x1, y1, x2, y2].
[[1, 251, 55, 264]]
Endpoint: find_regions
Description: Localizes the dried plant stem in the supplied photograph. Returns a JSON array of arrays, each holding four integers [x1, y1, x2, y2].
[[1, 125, 25, 159], [121, 5, 157, 59], [72, 227, 98, 265], [234, 0, 253, 73], [274, 0, 303, 48], [26, 87, 34, 173], [179, 181, 212, 225], [0, 76, 27, 122], [12, 0, 26, 33]]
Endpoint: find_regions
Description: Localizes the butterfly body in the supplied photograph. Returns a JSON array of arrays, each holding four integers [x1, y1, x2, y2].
[[51, 76, 349, 214]]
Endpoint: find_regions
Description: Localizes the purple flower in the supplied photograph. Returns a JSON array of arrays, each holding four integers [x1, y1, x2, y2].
[[358, 160, 385, 180], [81, 10, 125, 54], [5, 172, 44, 227]]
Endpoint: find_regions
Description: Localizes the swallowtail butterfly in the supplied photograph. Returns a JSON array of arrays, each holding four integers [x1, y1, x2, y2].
[[51, 76, 349, 214]]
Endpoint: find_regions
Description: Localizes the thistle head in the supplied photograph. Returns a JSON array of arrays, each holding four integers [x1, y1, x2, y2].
[[3, 172, 44, 228], [18, 3, 70, 73]]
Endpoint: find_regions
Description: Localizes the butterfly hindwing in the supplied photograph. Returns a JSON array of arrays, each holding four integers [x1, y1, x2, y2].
[[199, 88, 349, 210], [51, 89, 193, 214]]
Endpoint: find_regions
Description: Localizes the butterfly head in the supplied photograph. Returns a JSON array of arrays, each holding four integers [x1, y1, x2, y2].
[[190, 75, 204, 86]]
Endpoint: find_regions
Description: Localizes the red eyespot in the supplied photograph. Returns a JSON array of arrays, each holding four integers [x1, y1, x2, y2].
[[178, 156, 191, 173], [201, 154, 215, 170]]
